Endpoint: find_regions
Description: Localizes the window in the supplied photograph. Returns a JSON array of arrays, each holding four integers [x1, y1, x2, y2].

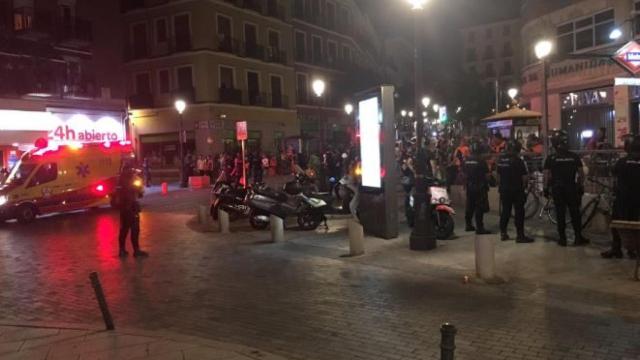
[[135, 73, 151, 94], [28, 163, 57, 188], [217, 15, 232, 51], [485, 63, 495, 77], [13, 7, 33, 31], [176, 66, 193, 91], [155, 18, 168, 43], [483, 45, 494, 60], [485, 27, 493, 39], [503, 24, 511, 36], [268, 30, 280, 49], [342, 44, 351, 62], [131, 23, 148, 58], [502, 42, 513, 57], [502, 60, 512, 75], [467, 31, 475, 42], [158, 70, 170, 94], [326, 1, 336, 29], [296, 73, 308, 102], [270, 75, 283, 107], [219, 66, 235, 88], [294, 0, 304, 17], [173, 13, 191, 51], [247, 71, 260, 105], [327, 41, 337, 63], [312, 36, 322, 63], [295, 31, 306, 61], [466, 48, 476, 62], [556, 9, 615, 54], [311, 0, 320, 17]]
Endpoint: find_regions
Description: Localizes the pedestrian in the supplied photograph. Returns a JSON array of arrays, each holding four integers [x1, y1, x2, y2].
[[543, 130, 588, 247], [141, 157, 151, 187], [196, 155, 205, 176], [497, 140, 534, 243], [601, 134, 640, 259], [206, 155, 214, 182], [117, 163, 148, 258], [401, 156, 416, 227], [251, 151, 263, 184], [463, 139, 491, 234]]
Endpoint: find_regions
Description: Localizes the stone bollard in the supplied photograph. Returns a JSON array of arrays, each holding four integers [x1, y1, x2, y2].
[[198, 205, 210, 224], [270, 215, 284, 243], [218, 209, 230, 234], [474, 233, 496, 280], [348, 219, 365, 256], [440, 323, 457, 360], [161, 182, 168, 195]]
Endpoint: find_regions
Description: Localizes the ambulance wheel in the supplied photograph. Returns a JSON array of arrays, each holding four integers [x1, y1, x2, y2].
[[17, 204, 37, 224]]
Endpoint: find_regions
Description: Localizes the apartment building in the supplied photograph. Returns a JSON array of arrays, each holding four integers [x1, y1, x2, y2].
[[461, 18, 522, 91], [0, 0, 126, 169], [123, 0, 299, 165], [520, 0, 640, 148], [292, 0, 383, 152]]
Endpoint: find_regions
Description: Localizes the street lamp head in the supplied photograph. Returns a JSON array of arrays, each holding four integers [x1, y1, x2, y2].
[[408, 111, 414, 118], [534, 40, 553, 60], [408, 0, 428, 10], [174, 99, 187, 114], [609, 28, 623, 40], [421, 96, 431, 108], [508, 88, 519, 100], [344, 103, 354, 115], [422, 111, 427, 117], [433, 104, 440, 112], [312, 79, 326, 97], [401, 110, 407, 117]]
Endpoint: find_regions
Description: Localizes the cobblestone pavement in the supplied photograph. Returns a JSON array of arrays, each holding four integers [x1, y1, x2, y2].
[[0, 186, 639, 360]]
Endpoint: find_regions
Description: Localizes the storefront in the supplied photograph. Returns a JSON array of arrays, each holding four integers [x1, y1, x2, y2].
[[560, 87, 615, 149], [0, 108, 127, 169], [482, 108, 542, 142]]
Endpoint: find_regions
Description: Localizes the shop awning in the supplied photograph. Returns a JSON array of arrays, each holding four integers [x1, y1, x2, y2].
[[482, 108, 542, 121]]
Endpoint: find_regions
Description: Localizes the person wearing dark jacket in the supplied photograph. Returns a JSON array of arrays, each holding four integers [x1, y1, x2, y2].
[[464, 139, 491, 235], [118, 165, 148, 258]]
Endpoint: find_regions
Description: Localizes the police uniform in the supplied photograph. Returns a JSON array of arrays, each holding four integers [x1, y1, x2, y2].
[[543, 151, 585, 245], [497, 153, 529, 240], [607, 155, 640, 256], [118, 170, 145, 257], [464, 154, 490, 233]]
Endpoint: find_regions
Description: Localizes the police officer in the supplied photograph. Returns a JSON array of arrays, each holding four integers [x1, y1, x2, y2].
[[497, 140, 534, 243], [118, 164, 148, 258], [464, 139, 491, 235], [601, 134, 640, 259], [543, 130, 588, 247]]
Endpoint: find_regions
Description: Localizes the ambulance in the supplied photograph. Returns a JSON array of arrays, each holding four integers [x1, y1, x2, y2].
[[0, 139, 143, 223]]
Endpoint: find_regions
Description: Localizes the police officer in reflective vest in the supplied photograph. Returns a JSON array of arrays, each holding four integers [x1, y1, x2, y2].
[[118, 164, 148, 258], [464, 139, 491, 235], [544, 130, 588, 247], [601, 134, 640, 259], [497, 140, 534, 243]]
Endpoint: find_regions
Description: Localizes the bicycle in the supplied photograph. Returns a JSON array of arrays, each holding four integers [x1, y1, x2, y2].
[[581, 177, 615, 230]]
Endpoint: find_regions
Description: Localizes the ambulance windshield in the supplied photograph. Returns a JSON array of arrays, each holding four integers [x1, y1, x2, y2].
[[3, 161, 37, 186]]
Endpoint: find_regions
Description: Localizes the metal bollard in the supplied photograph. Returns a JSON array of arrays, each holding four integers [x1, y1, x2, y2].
[[270, 215, 284, 242], [440, 323, 457, 360], [474, 233, 496, 280], [218, 209, 230, 234], [348, 219, 364, 256], [89, 272, 115, 330]]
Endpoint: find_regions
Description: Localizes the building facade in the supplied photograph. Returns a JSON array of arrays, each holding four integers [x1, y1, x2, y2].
[[520, 0, 640, 149], [123, 0, 384, 165], [0, 0, 126, 169], [461, 18, 522, 92]]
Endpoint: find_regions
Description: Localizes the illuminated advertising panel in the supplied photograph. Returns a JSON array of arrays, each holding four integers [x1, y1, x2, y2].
[[358, 96, 382, 189]]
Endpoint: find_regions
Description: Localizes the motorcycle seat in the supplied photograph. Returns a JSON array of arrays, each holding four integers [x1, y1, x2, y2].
[[255, 187, 288, 202]]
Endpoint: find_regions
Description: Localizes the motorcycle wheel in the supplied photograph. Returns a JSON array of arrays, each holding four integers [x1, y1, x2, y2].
[[433, 211, 454, 240], [249, 209, 270, 230], [297, 210, 323, 231]]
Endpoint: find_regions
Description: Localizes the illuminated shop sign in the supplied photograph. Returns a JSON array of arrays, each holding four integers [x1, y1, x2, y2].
[[358, 96, 382, 189], [614, 41, 640, 75], [0, 110, 126, 143]]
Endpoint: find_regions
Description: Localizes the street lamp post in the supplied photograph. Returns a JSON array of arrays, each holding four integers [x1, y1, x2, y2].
[[409, 0, 428, 149], [535, 40, 553, 158], [174, 99, 187, 188], [312, 79, 326, 150]]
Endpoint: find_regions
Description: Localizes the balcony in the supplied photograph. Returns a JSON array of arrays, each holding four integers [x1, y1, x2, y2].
[[217, 35, 241, 55], [57, 18, 93, 47], [247, 91, 267, 106], [172, 87, 196, 104], [128, 93, 154, 109], [121, 0, 146, 12], [14, 11, 54, 40], [219, 87, 242, 104], [271, 94, 288, 108], [265, 48, 287, 65], [243, 43, 265, 60]]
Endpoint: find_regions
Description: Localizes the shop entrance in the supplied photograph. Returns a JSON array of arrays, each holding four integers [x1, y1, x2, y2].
[[561, 88, 614, 149]]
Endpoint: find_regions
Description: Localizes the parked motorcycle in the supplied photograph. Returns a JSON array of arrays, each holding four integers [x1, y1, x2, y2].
[[409, 178, 455, 240], [248, 176, 327, 231]]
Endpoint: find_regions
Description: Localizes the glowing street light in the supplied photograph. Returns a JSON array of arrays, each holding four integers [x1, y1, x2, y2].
[[312, 79, 326, 97], [344, 103, 354, 115], [408, 111, 414, 118], [408, 0, 429, 10], [508, 88, 519, 100], [432, 104, 440, 112], [174, 99, 186, 114], [174, 99, 188, 188], [534, 40, 553, 60], [421, 96, 431, 108], [401, 109, 407, 117], [609, 28, 623, 40]]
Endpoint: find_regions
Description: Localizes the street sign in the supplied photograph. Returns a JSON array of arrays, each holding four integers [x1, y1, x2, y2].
[[613, 41, 640, 75], [236, 121, 248, 141]]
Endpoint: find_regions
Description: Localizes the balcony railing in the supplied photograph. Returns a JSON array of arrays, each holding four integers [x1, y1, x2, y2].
[[271, 94, 288, 108], [172, 87, 195, 104], [244, 43, 265, 60], [222, 0, 286, 20], [265, 47, 287, 65], [219, 87, 242, 104]]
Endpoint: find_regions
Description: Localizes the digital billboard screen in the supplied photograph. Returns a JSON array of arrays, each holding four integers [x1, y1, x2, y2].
[[358, 96, 382, 189]]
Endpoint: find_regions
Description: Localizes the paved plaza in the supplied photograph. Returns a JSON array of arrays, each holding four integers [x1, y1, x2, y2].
[[0, 186, 638, 360]]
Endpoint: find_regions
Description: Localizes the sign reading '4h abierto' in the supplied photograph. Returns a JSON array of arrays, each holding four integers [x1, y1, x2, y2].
[[614, 41, 640, 75]]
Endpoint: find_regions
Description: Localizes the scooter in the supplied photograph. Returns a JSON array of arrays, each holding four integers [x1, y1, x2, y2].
[[247, 176, 328, 231], [409, 178, 455, 240]]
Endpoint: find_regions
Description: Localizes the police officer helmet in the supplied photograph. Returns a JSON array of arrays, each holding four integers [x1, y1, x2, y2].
[[550, 129, 569, 150], [506, 139, 522, 154]]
